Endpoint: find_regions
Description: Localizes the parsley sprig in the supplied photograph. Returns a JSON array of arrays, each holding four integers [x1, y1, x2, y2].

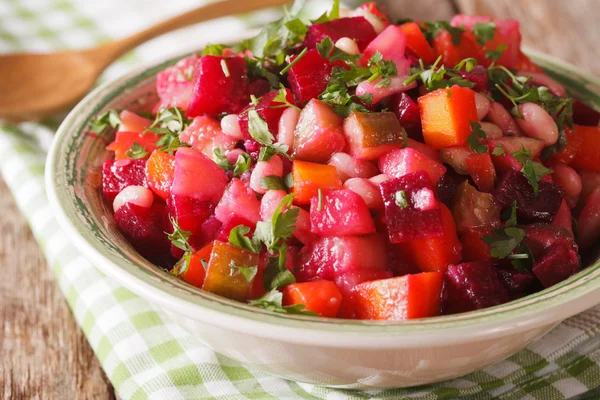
[[147, 106, 192, 153], [420, 21, 464, 46], [467, 121, 488, 153], [89, 109, 121, 133], [125, 142, 149, 159], [511, 146, 554, 193], [403, 56, 476, 91], [167, 217, 195, 277], [249, 289, 317, 316], [213, 148, 252, 177]]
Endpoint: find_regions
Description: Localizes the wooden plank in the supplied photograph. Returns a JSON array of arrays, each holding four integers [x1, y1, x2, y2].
[[454, 0, 599, 76], [0, 176, 115, 400]]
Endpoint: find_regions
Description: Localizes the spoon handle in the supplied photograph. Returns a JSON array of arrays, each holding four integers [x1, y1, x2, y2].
[[104, 0, 291, 61]]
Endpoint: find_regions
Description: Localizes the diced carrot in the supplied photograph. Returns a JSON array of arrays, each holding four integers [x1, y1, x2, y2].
[[433, 31, 486, 68], [202, 241, 259, 302], [571, 125, 600, 171], [119, 110, 152, 133], [399, 22, 435, 64], [460, 228, 493, 262], [465, 152, 496, 193], [418, 86, 478, 149], [401, 204, 462, 273], [550, 126, 583, 166], [292, 160, 342, 205], [353, 272, 444, 320], [282, 280, 342, 318], [179, 242, 214, 288], [145, 150, 175, 200], [106, 131, 159, 160]]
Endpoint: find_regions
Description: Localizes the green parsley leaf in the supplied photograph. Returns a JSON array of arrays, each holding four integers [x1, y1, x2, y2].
[[485, 44, 507, 64], [472, 22, 496, 45], [508, 244, 534, 273], [262, 250, 297, 291], [171, 253, 192, 277], [249, 288, 317, 316], [89, 109, 121, 133], [395, 190, 409, 208], [213, 147, 232, 171], [492, 143, 506, 156], [254, 193, 299, 253], [247, 109, 275, 145], [501, 201, 518, 227], [167, 216, 193, 254], [270, 84, 300, 110], [521, 159, 553, 194], [367, 51, 398, 87], [228, 225, 261, 253], [229, 261, 258, 283], [283, 173, 294, 190], [261, 175, 285, 190], [148, 106, 192, 153], [232, 153, 252, 177], [316, 37, 334, 59], [404, 56, 475, 92], [125, 142, 149, 159], [454, 57, 478, 72], [467, 121, 488, 153], [511, 146, 532, 164], [203, 44, 227, 56], [280, 47, 308, 75], [284, 18, 308, 36], [329, 0, 340, 19], [483, 226, 527, 259], [421, 21, 464, 46]]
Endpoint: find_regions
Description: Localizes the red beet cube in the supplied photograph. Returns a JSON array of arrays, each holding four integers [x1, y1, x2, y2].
[[442, 261, 509, 314], [390, 92, 421, 138], [238, 88, 295, 141], [102, 159, 147, 201], [114, 203, 171, 265], [532, 238, 580, 288], [454, 65, 489, 93], [303, 17, 377, 52], [186, 56, 248, 117], [167, 193, 211, 248], [380, 171, 443, 243], [494, 170, 564, 223], [310, 189, 376, 236], [296, 234, 389, 282], [287, 49, 332, 106]]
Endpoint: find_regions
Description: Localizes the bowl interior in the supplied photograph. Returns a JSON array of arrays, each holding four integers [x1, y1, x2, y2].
[[46, 50, 600, 335]]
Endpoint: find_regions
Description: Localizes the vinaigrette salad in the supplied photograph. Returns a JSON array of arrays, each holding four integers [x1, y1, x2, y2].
[[93, 1, 600, 320]]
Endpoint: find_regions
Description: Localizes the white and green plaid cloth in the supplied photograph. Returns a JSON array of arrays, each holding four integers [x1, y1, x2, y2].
[[2, 1, 600, 399]]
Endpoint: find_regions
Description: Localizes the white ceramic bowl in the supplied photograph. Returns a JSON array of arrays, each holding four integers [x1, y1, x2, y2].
[[46, 49, 600, 389]]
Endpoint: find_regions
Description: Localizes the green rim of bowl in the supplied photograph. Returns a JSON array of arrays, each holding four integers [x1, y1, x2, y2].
[[46, 48, 600, 336]]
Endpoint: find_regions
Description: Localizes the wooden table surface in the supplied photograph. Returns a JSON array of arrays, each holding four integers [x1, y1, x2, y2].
[[0, 1, 598, 398]]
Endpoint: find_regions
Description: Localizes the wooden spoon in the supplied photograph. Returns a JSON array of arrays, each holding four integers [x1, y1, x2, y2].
[[0, 0, 291, 122]]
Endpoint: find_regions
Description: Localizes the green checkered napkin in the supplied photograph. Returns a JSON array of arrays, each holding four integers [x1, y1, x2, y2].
[[2, 1, 600, 399]]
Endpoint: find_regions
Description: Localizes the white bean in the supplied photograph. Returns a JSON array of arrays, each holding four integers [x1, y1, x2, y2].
[[277, 107, 300, 151], [220, 114, 243, 140], [487, 102, 523, 136], [479, 122, 503, 139], [113, 186, 153, 213], [344, 178, 383, 209], [516, 102, 559, 145], [335, 37, 360, 56], [369, 174, 390, 185], [474, 92, 491, 121], [328, 152, 379, 182], [552, 163, 582, 200]]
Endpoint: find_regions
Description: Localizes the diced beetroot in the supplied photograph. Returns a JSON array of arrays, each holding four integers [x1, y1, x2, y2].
[[343, 112, 405, 160], [388, 244, 421, 276], [334, 269, 393, 319], [296, 234, 389, 282], [360, 25, 409, 76], [195, 215, 222, 247], [552, 200, 573, 236], [215, 214, 255, 242], [390, 92, 421, 137], [293, 99, 345, 163], [442, 261, 510, 315], [179, 116, 237, 159], [287, 49, 332, 106], [303, 17, 377, 52], [532, 239, 580, 288], [310, 189, 376, 236], [493, 170, 564, 223], [523, 224, 578, 260], [172, 147, 228, 203], [328, 153, 379, 182], [436, 170, 467, 207], [461, 227, 493, 262], [167, 194, 211, 238], [238, 89, 295, 141], [250, 155, 284, 194], [186, 56, 248, 117], [378, 148, 446, 184], [573, 99, 600, 126], [114, 202, 172, 265], [102, 159, 147, 201], [454, 65, 489, 93], [495, 266, 535, 295], [214, 178, 261, 226], [156, 54, 199, 111], [247, 79, 271, 98], [380, 171, 443, 243], [343, 178, 384, 209]]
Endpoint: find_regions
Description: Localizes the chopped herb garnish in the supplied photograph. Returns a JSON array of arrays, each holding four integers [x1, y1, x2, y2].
[[483, 226, 527, 259], [317, 188, 323, 211], [283, 173, 294, 190], [510, 146, 553, 193], [261, 175, 286, 190], [485, 44, 507, 64], [253, 193, 299, 253], [269, 84, 300, 110], [220, 59, 230, 77], [280, 47, 308, 75], [167, 216, 193, 254], [228, 225, 261, 253], [501, 201, 518, 227], [147, 106, 192, 153], [472, 22, 496, 45], [229, 261, 258, 283], [247, 109, 275, 145], [467, 121, 488, 153], [395, 190, 409, 208], [89, 109, 121, 133], [203, 44, 227, 56], [125, 142, 149, 159], [249, 288, 317, 316], [492, 143, 506, 156], [404, 56, 475, 91], [421, 21, 464, 46]]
